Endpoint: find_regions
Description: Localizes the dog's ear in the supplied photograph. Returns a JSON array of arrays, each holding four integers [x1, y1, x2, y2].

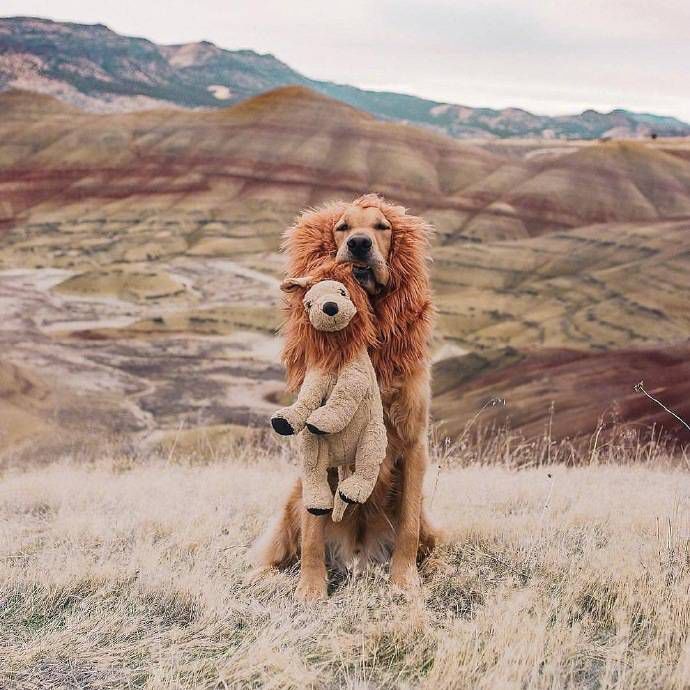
[[280, 275, 313, 292]]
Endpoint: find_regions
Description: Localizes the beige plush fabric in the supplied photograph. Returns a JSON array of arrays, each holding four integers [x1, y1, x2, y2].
[[272, 280, 387, 520]]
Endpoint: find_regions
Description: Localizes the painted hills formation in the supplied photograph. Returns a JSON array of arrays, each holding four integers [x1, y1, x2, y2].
[[2, 16, 690, 140], [0, 86, 689, 456]]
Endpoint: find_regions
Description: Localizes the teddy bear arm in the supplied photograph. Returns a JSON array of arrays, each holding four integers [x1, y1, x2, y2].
[[272, 370, 330, 435], [306, 364, 369, 434]]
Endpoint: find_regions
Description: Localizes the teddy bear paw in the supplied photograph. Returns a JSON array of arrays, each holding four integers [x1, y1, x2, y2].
[[304, 488, 334, 516], [338, 490, 358, 504], [338, 476, 375, 505], [271, 415, 294, 436], [306, 506, 332, 516], [305, 408, 339, 434]]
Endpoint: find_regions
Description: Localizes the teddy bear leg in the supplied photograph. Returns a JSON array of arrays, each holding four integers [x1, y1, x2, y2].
[[338, 422, 386, 505], [337, 470, 377, 505], [331, 465, 353, 522], [302, 438, 334, 516]]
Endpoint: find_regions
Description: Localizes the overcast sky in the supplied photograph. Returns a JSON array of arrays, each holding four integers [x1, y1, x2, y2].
[[3, 0, 690, 121]]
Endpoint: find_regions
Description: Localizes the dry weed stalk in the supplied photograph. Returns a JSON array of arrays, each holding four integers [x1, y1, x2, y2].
[[429, 397, 505, 507], [635, 380, 690, 434]]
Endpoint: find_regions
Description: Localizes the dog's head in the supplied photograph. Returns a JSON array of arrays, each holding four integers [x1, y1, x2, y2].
[[283, 194, 424, 298], [281, 277, 356, 332], [332, 204, 394, 295]]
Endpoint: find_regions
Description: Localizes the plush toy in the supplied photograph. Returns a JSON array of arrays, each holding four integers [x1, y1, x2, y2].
[[271, 277, 386, 521]]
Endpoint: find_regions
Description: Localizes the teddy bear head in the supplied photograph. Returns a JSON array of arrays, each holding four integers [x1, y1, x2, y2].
[[281, 277, 356, 332]]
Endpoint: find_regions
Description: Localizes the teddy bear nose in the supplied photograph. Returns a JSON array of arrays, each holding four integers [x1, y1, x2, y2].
[[322, 301, 339, 316]]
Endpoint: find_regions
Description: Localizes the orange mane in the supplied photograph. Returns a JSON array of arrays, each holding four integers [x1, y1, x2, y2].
[[282, 194, 434, 390], [281, 260, 378, 391]]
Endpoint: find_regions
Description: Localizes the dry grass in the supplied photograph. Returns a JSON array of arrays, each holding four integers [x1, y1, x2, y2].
[[1, 437, 689, 689]]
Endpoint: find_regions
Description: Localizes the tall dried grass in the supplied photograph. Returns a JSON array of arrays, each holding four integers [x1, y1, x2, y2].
[[0, 431, 688, 689]]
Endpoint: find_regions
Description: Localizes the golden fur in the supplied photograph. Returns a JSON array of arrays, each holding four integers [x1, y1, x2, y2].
[[253, 194, 437, 600]]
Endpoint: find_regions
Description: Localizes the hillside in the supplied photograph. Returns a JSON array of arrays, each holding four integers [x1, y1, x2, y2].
[[0, 88, 688, 453], [0, 86, 501, 236], [433, 344, 690, 443], [435, 220, 690, 349], [3, 87, 690, 241], [2, 16, 689, 140]]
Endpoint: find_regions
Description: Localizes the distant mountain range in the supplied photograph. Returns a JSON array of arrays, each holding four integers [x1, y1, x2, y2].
[[2, 15, 689, 140]]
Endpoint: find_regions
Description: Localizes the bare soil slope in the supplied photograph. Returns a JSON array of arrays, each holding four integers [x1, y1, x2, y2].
[[0, 89, 688, 453]]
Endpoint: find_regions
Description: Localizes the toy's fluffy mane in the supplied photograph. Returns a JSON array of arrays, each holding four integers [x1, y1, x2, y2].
[[282, 194, 434, 390], [281, 261, 378, 391]]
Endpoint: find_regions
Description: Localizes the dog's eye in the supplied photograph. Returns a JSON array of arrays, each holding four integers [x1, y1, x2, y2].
[[375, 222, 390, 231], [340, 289, 347, 297], [335, 223, 349, 232], [305, 301, 312, 309]]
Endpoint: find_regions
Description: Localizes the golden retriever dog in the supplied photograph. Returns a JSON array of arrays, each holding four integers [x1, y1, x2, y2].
[[252, 193, 437, 600]]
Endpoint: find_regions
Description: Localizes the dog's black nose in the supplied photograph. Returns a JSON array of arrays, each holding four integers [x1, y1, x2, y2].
[[322, 301, 339, 316], [347, 234, 372, 258]]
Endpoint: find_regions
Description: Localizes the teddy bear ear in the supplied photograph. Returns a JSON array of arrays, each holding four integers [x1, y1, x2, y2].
[[280, 275, 314, 292]]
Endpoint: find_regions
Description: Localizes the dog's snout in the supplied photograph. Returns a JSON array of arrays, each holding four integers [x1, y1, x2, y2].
[[322, 301, 339, 316], [347, 234, 372, 258]]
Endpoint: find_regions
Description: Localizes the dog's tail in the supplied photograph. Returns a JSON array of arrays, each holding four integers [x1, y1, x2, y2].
[[248, 482, 301, 569]]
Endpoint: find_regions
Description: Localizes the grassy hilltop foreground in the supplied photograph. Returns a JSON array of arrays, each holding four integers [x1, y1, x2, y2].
[[0, 437, 689, 688]]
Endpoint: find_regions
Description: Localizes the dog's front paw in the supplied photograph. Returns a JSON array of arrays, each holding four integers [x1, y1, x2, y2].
[[271, 415, 294, 436], [390, 559, 422, 594], [306, 423, 327, 435], [295, 574, 327, 602]]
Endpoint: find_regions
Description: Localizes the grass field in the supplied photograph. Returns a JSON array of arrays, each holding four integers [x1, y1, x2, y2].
[[1, 436, 689, 689]]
